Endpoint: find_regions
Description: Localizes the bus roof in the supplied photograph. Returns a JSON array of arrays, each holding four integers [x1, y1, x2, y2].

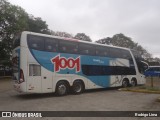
[[22, 31, 131, 51]]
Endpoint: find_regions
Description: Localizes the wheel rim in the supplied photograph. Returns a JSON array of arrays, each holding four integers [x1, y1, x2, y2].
[[58, 84, 66, 95], [123, 81, 128, 87], [131, 80, 136, 86], [74, 84, 82, 93]]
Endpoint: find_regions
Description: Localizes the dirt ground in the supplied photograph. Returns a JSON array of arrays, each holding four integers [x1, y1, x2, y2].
[[0, 77, 12, 92], [0, 77, 160, 120]]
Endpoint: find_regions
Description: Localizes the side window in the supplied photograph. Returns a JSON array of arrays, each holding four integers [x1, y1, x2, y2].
[[109, 48, 121, 58], [120, 49, 132, 59], [147, 68, 154, 71], [13, 35, 20, 49], [45, 38, 58, 52], [82, 65, 103, 76], [27, 35, 44, 50], [79, 43, 95, 56], [82, 65, 136, 76], [59, 40, 78, 54], [154, 67, 159, 71], [29, 64, 41, 76], [96, 46, 110, 57]]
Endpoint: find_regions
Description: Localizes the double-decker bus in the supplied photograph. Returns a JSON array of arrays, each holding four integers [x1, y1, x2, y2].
[[12, 31, 147, 95]]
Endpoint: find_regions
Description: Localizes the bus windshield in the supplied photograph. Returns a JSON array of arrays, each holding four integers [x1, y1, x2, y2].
[[131, 50, 148, 74]]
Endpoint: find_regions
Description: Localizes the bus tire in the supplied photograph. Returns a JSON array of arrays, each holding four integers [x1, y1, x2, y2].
[[72, 80, 84, 94], [55, 81, 69, 96], [122, 79, 129, 88], [131, 79, 137, 87]]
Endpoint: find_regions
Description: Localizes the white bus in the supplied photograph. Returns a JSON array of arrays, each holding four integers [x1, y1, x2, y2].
[[12, 31, 148, 95]]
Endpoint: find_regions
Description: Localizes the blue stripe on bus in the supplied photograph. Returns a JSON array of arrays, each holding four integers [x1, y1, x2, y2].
[[30, 49, 112, 87]]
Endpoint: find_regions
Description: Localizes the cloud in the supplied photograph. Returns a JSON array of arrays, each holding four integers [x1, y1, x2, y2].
[[9, 0, 160, 57]]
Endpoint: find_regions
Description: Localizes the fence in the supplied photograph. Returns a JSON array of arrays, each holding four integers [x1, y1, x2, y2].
[[146, 77, 160, 88]]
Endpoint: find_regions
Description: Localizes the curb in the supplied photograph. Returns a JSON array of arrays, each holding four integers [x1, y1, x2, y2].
[[118, 88, 160, 94]]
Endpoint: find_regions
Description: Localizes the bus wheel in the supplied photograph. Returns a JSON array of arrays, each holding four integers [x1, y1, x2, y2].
[[72, 80, 84, 94], [122, 79, 129, 88], [56, 81, 69, 96], [131, 79, 137, 87]]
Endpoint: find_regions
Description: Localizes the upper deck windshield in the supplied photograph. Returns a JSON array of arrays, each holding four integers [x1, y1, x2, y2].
[[131, 50, 148, 74]]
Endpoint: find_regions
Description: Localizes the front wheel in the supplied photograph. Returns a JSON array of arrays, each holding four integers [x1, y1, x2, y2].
[[72, 81, 84, 94], [55, 81, 69, 96]]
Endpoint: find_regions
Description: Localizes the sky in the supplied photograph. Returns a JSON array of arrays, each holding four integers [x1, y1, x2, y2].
[[8, 0, 160, 58]]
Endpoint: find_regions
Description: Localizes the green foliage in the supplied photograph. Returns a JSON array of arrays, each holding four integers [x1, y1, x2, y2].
[[96, 33, 136, 49], [0, 0, 50, 66], [27, 15, 50, 34], [96, 37, 112, 45], [50, 30, 73, 38], [96, 33, 152, 60], [74, 33, 92, 42], [112, 33, 135, 49], [0, 0, 28, 66]]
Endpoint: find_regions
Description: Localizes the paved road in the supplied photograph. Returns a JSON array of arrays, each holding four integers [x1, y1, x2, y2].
[[0, 79, 160, 120]]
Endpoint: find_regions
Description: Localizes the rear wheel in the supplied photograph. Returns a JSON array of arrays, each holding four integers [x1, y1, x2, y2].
[[72, 81, 84, 94], [55, 81, 69, 96], [131, 79, 137, 87], [122, 79, 129, 88]]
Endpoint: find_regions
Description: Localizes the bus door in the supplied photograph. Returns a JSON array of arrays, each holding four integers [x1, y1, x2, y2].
[[27, 64, 42, 93], [41, 66, 53, 93]]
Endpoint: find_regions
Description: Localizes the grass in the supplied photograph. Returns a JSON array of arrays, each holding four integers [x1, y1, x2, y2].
[[119, 86, 160, 94], [119, 77, 160, 94]]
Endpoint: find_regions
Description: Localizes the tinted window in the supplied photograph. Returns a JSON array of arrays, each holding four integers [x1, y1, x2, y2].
[[45, 38, 58, 52], [109, 48, 122, 58], [131, 50, 142, 59], [82, 65, 136, 76], [13, 36, 20, 49], [27, 35, 44, 50], [59, 40, 78, 54], [29, 64, 41, 76], [154, 67, 160, 71], [79, 43, 95, 55], [148, 67, 160, 71], [96, 46, 110, 57], [157, 67, 160, 71], [120, 49, 132, 59]]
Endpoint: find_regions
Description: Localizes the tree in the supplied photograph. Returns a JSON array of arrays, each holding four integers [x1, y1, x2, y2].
[[74, 33, 92, 42], [96, 33, 152, 60], [111, 33, 136, 49], [0, 0, 28, 66], [0, 0, 50, 66], [27, 15, 50, 34], [153, 57, 160, 64], [96, 37, 112, 45], [50, 30, 73, 38], [96, 33, 136, 48]]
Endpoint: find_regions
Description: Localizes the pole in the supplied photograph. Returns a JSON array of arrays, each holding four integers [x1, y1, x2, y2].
[[151, 76, 153, 88]]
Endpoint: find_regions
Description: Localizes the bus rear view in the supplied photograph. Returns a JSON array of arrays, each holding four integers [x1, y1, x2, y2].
[[12, 33, 26, 92]]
